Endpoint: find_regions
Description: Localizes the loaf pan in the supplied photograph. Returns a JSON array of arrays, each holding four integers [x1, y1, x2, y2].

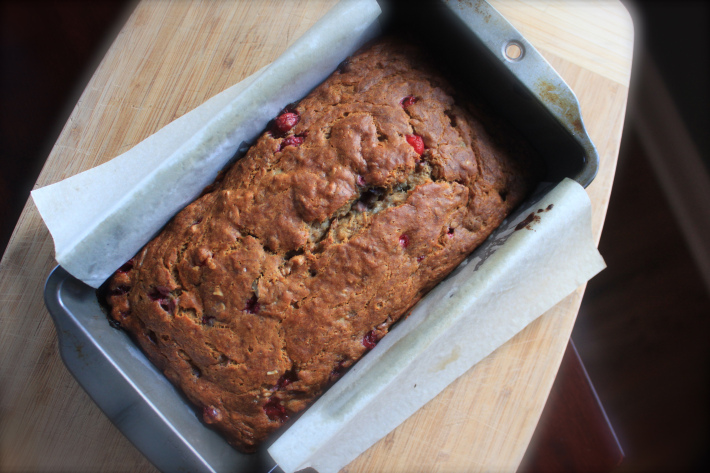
[[44, 1, 597, 472]]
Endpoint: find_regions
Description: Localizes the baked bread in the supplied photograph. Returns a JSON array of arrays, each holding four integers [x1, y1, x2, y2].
[[106, 38, 539, 452]]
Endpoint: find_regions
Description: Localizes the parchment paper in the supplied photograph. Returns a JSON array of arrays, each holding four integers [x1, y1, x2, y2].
[[31, 0, 606, 471]]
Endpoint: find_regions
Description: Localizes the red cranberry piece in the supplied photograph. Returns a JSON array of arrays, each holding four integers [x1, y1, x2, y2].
[[447, 227, 455, 238], [202, 406, 223, 424], [148, 286, 171, 300], [244, 294, 260, 314], [406, 134, 425, 155], [274, 369, 298, 391], [400, 95, 417, 108], [160, 298, 177, 315], [117, 259, 134, 273], [399, 234, 410, 248], [416, 255, 425, 262], [157, 286, 171, 297], [148, 287, 175, 314], [279, 134, 305, 151], [274, 112, 300, 134], [362, 330, 378, 349], [264, 398, 288, 422], [356, 175, 366, 187]]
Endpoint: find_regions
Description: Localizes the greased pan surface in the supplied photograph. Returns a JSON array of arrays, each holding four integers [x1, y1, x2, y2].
[[43, 1, 598, 471]]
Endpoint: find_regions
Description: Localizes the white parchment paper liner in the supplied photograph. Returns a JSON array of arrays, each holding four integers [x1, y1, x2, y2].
[[30, 0, 606, 471]]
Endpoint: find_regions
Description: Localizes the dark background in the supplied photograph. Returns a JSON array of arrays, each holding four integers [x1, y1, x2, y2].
[[1, 1, 708, 471]]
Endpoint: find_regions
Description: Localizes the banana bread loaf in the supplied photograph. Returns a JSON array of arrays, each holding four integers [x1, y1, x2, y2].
[[106, 38, 539, 452]]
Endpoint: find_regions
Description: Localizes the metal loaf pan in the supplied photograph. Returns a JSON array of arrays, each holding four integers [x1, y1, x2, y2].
[[44, 1, 598, 472]]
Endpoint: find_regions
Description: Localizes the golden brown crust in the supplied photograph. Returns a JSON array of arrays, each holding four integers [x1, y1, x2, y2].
[[107, 38, 538, 452]]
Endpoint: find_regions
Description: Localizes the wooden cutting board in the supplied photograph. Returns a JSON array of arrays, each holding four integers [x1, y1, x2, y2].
[[0, 1, 633, 471]]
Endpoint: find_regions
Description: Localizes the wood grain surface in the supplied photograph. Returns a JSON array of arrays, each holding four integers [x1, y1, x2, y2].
[[0, 1, 633, 471]]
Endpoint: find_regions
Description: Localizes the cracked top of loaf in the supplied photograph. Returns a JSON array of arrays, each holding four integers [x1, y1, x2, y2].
[[106, 38, 539, 452]]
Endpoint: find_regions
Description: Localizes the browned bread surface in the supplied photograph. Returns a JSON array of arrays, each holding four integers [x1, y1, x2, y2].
[[107, 38, 538, 452]]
